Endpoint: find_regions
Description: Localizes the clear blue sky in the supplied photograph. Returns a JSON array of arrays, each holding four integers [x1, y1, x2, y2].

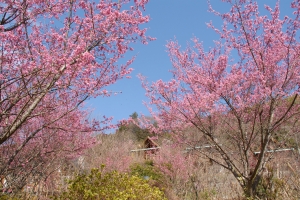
[[85, 0, 292, 132]]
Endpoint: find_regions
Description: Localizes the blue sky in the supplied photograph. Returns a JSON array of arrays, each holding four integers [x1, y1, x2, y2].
[[86, 0, 292, 132]]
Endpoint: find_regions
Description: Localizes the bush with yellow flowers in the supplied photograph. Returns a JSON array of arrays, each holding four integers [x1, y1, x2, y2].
[[55, 167, 166, 200]]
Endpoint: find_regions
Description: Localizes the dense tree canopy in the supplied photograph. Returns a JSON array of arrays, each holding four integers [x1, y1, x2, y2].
[[0, 0, 151, 192]]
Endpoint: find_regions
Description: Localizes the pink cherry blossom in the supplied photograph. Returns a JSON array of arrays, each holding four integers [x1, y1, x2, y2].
[[141, 0, 300, 197]]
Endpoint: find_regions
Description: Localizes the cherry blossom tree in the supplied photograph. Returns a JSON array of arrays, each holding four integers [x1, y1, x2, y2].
[[141, 0, 300, 197], [0, 108, 98, 192], [0, 0, 152, 193]]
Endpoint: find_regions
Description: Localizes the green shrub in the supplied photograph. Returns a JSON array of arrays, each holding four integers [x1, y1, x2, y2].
[[55, 167, 166, 200], [130, 162, 163, 182], [0, 194, 22, 200]]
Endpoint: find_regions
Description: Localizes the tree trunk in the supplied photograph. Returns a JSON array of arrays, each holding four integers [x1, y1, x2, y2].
[[244, 175, 261, 199], [245, 182, 254, 198]]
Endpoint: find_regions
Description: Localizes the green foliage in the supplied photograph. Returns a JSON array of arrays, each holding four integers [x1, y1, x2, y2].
[[117, 123, 151, 142], [131, 125, 152, 142], [55, 167, 166, 200], [0, 194, 23, 200], [130, 162, 163, 182], [144, 160, 154, 166], [129, 162, 170, 199], [130, 112, 139, 120], [0, 195, 13, 200]]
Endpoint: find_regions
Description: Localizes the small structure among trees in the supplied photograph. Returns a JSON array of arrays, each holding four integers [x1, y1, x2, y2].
[[130, 136, 161, 159], [144, 137, 160, 159]]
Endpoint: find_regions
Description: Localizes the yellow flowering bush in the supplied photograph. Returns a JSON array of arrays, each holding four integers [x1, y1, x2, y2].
[[55, 168, 166, 200]]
